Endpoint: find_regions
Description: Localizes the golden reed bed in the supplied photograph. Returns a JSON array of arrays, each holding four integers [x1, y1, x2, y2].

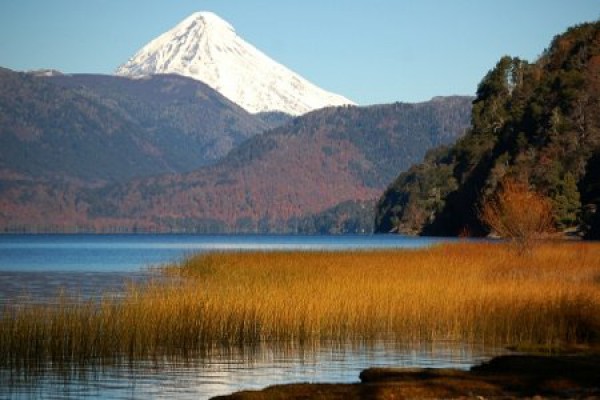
[[1, 242, 599, 368]]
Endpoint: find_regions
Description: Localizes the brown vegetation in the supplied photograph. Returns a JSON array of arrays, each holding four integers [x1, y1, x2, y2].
[[480, 178, 555, 253], [1, 96, 472, 233], [1, 242, 600, 372]]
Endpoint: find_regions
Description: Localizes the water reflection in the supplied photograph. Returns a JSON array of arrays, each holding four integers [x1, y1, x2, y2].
[[0, 235, 487, 399], [1, 341, 508, 400], [0, 234, 445, 306], [0, 271, 150, 307]]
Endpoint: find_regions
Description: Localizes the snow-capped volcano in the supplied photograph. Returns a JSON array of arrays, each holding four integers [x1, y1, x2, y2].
[[116, 12, 355, 115]]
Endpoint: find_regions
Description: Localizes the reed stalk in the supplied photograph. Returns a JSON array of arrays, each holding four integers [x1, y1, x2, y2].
[[1, 242, 599, 370]]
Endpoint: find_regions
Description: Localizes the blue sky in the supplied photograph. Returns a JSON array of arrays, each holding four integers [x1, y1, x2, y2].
[[0, 0, 598, 104]]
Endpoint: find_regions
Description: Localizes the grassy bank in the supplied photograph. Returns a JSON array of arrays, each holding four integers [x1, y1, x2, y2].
[[1, 242, 600, 369]]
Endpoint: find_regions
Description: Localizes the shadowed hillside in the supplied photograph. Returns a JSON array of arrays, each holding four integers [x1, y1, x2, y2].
[[0, 69, 269, 183]]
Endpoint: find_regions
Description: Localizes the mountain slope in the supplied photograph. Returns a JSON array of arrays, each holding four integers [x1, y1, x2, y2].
[[97, 98, 472, 233], [375, 22, 600, 237], [2, 96, 471, 233], [116, 12, 354, 116], [0, 68, 268, 183]]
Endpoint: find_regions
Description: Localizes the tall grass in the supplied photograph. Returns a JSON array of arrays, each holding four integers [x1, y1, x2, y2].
[[1, 242, 599, 370]]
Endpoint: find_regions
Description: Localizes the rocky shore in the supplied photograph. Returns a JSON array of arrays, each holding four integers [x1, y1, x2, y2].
[[213, 353, 600, 399]]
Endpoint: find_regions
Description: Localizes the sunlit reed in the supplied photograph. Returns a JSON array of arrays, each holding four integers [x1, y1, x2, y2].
[[1, 242, 599, 370]]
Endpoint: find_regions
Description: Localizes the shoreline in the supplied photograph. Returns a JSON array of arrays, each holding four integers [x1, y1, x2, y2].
[[3, 242, 600, 369], [213, 352, 600, 399]]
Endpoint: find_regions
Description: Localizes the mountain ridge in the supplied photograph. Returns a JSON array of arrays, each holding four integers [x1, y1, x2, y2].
[[0, 96, 473, 233], [0, 68, 269, 183]]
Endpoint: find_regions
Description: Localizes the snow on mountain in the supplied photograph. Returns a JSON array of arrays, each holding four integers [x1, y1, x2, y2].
[[115, 12, 355, 116]]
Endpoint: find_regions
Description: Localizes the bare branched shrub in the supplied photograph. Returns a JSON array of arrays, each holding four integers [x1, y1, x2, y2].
[[480, 179, 555, 254]]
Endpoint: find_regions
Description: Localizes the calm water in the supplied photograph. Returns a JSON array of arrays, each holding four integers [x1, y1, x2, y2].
[[3, 342, 506, 400], [0, 234, 443, 305], [0, 234, 503, 399], [0, 234, 443, 272]]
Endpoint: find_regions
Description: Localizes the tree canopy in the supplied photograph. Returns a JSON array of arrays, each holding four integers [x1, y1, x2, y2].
[[376, 21, 600, 238]]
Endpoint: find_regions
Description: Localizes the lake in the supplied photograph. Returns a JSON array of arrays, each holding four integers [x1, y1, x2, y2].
[[0, 234, 505, 399]]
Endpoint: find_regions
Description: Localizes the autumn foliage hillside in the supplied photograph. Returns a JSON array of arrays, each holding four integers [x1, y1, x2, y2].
[[89, 98, 472, 232], [0, 97, 472, 232]]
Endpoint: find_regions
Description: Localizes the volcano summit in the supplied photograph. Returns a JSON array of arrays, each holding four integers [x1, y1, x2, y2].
[[116, 12, 355, 115]]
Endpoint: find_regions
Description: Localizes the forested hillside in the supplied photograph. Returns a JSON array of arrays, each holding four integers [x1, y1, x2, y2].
[[83, 98, 472, 233], [375, 22, 600, 238], [0, 97, 472, 232], [289, 200, 376, 234], [0, 69, 268, 183]]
